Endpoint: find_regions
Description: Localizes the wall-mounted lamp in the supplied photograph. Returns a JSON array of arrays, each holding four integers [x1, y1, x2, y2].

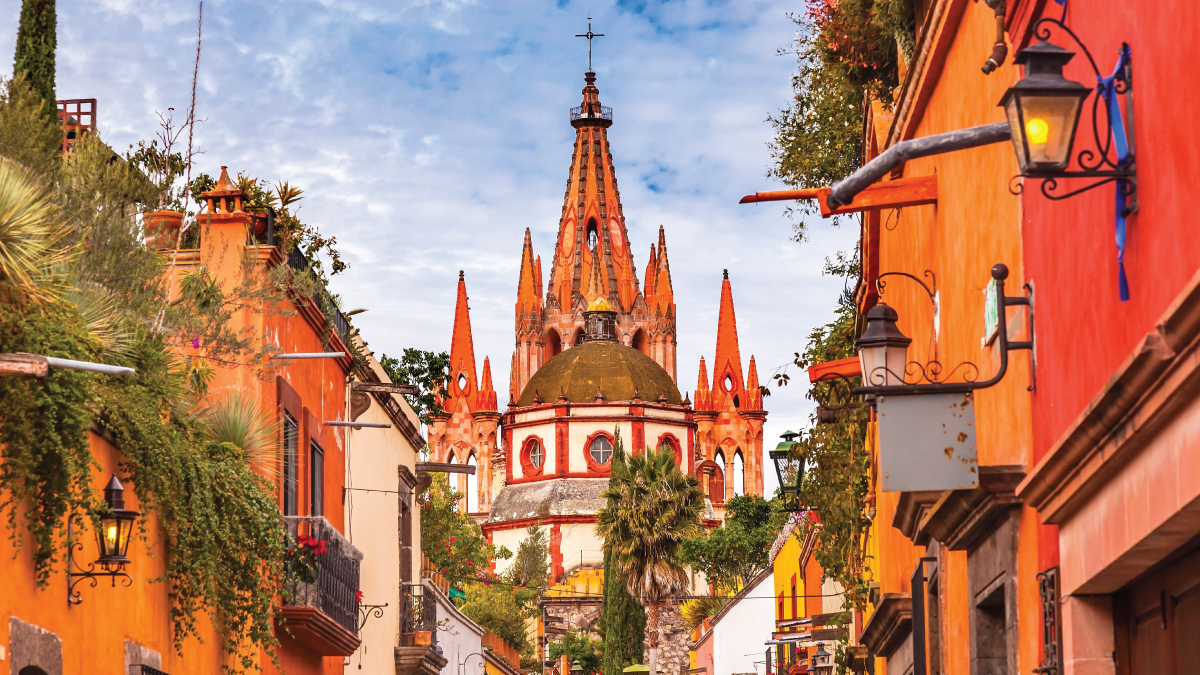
[[1004, 18, 1135, 300], [769, 430, 805, 497], [67, 475, 140, 604]]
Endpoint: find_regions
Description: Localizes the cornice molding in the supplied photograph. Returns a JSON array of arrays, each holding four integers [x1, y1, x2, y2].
[[859, 593, 912, 657], [920, 465, 1025, 550]]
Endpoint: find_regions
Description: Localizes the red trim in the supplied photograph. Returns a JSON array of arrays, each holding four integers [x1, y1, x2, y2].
[[504, 425, 514, 484], [549, 524, 564, 581], [632, 419, 645, 456], [519, 435, 546, 478], [687, 427, 695, 475], [503, 413, 697, 430], [481, 514, 598, 534], [555, 419, 569, 476], [583, 430, 615, 474], [656, 433, 683, 466], [505, 471, 615, 486]]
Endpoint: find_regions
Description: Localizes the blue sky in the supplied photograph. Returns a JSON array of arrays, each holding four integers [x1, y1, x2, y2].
[[0, 0, 859, 494]]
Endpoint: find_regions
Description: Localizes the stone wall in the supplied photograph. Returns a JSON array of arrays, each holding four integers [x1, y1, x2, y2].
[[647, 603, 689, 675]]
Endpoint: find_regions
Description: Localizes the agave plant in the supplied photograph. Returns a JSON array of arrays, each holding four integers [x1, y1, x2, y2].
[[596, 429, 706, 675], [65, 281, 134, 362], [0, 157, 73, 304], [197, 390, 280, 476]]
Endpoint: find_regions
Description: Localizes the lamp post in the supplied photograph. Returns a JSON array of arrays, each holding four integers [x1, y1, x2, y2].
[[67, 474, 140, 604]]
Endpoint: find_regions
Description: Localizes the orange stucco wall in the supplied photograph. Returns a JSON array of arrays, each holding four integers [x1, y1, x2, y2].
[[0, 433, 227, 673]]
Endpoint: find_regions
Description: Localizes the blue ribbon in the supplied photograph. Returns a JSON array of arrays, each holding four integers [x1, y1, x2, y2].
[[1097, 46, 1133, 301]]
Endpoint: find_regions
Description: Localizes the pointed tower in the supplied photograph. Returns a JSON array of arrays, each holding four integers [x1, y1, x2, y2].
[[428, 271, 501, 516], [514, 228, 546, 398], [693, 270, 766, 505], [514, 70, 677, 396]]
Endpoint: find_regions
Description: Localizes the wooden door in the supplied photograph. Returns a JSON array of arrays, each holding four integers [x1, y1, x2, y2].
[[1117, 546, 1200, 675]]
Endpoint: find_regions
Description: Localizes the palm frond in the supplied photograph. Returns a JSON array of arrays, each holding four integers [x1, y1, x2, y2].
[[197, 390, 280, 476], [0, 157, 73, 304], [65, 281, 135, 362]]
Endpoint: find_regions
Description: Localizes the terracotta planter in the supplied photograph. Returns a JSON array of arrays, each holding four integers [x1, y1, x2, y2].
[[144, 210, 185, 250], [412, 630, 432, 647]]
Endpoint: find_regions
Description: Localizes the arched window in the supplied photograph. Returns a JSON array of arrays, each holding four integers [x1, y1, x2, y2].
[[711, 451, 726, 504], [587, 219, 599, 253], [466, 454, 479, 512], [547, 329, 562, 359], [585, 432, 614, 472], [632, 329, 648, 356], [657, 434, 682, 465], [733, 451, 745, 497], [521, 437, 546, 477], [572, 327, 584, 347]]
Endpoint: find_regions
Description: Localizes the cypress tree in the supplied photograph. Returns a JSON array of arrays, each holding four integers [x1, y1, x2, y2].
[[598, 429, 646, 675], [13, 0, 57, 121]]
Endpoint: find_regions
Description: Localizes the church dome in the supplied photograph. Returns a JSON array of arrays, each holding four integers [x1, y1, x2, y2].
[[516, 341, 683, 407]]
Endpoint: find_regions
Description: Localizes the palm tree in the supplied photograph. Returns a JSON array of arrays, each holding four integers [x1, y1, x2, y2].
[[596, 429, 706, 675], [0, 157, 71, 305]]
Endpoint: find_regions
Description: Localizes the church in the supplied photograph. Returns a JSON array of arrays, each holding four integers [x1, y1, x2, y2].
[[425, 68, 768, 598]]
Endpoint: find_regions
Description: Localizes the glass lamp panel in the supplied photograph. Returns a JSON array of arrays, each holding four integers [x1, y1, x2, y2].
[[859, 345, 887, 387], [883, 345, 910, 387], [1003, 95, 1029, 173], [1019, 94, 1082, 171], [116, 517, 135, 557]]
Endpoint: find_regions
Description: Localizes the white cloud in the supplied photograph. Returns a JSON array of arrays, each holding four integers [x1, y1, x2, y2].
[[0, 0, 857, 495]]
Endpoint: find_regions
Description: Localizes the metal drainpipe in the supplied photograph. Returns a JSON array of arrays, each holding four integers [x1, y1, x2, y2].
[[981, 0, 1008, 74], [825, 122, 1011, 209]]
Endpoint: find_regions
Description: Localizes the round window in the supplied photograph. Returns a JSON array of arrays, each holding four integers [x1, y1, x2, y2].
[[589, 436, 613, 465], [527, 440, 544, 469]]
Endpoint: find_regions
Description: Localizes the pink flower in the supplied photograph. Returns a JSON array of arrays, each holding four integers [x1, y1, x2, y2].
[[449, 537, 456, 542], [466, 560, 473, 565], [190, 337, 201, 349]]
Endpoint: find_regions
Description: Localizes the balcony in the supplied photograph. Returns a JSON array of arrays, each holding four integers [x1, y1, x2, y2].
[[569, 105, 613, 128], [395, 582, 447, 675], [278, 516, 363, 656]]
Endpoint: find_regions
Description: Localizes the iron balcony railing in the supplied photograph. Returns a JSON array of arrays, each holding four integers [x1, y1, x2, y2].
[[570, 105, 613, 122], [284, 246, 353, 349], [400, 582, 439, 648], [135, 666, 170, 675], [282, 516, 363, 636]]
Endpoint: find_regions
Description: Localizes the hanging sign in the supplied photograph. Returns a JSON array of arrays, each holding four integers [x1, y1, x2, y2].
[[876, 392, 979, 492]]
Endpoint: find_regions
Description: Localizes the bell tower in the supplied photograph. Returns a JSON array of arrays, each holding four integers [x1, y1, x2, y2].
[[510, 71, 678, 402]]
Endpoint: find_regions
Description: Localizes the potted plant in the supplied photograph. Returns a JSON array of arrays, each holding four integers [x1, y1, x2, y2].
[[144, 210, 185, 250]]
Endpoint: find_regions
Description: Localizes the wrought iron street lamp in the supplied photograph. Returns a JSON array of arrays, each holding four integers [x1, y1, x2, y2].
[[1001, 40, 1090, 175], [856, 304, 913, 387], [770, 430, 804, 495], [67, 474, 140, 604]]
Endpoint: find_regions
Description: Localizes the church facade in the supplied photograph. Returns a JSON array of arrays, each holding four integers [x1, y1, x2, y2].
[[424, 71, 768, 593]]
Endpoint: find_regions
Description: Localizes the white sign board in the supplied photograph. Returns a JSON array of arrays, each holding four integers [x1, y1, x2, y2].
[[876, 392, 979, 492]]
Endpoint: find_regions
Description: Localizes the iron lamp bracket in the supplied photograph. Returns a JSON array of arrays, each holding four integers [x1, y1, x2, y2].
[[66, 513, 132, 605]]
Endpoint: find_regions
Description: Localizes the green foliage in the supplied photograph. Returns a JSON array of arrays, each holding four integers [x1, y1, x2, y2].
[[380, 348, 450, 425], [0, 300, 99, 584], [773, 254, 872, 614], [197, 390, 280, 476], [549, 628, 604, 675], [510, 524, 550, 589], [0, 156, 71, 305], [598, 548, 646, 675], [457, 576, 539, 656], [418, 473, 505, 585], [13, 0, 56, 120], [680, 494, 787, 595], [597, 428, 705, 671], [0, 76, 60, 179], [680, 595, 728, 632], [0, 83, 289, 671]]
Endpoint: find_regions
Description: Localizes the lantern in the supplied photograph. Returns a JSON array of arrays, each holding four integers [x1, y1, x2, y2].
[[770, 431, 805, 494], [1000, 39, 1091, 175], [856, 305, 912, 387], [96, 474, 139, 567], [811, 642, 834, 675], [571, 662, 584, 675]]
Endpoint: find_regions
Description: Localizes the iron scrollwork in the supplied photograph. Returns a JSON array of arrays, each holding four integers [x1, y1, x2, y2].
[[854, 263, 1033, 397], [357, 602, 388, 633], [66, 513, 133, 605], [1033, 567, 1062, 675], [1009, 18, 1136, 207]]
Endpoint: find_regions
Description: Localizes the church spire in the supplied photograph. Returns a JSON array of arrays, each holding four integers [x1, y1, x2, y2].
[[712, 269, 744, 398], [449, 270, 479, 413], [516, 228, 542, 318], [651, 225, 675, 317], [694, 356, 714, 412], [477, 356, 497, 412], [545, 71, 640, 314]]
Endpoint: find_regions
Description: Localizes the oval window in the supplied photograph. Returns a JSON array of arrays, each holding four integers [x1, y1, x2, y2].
[[589, 436, 613, 465], [458, 373, 468, 390], [527, 440, 544, 469]]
